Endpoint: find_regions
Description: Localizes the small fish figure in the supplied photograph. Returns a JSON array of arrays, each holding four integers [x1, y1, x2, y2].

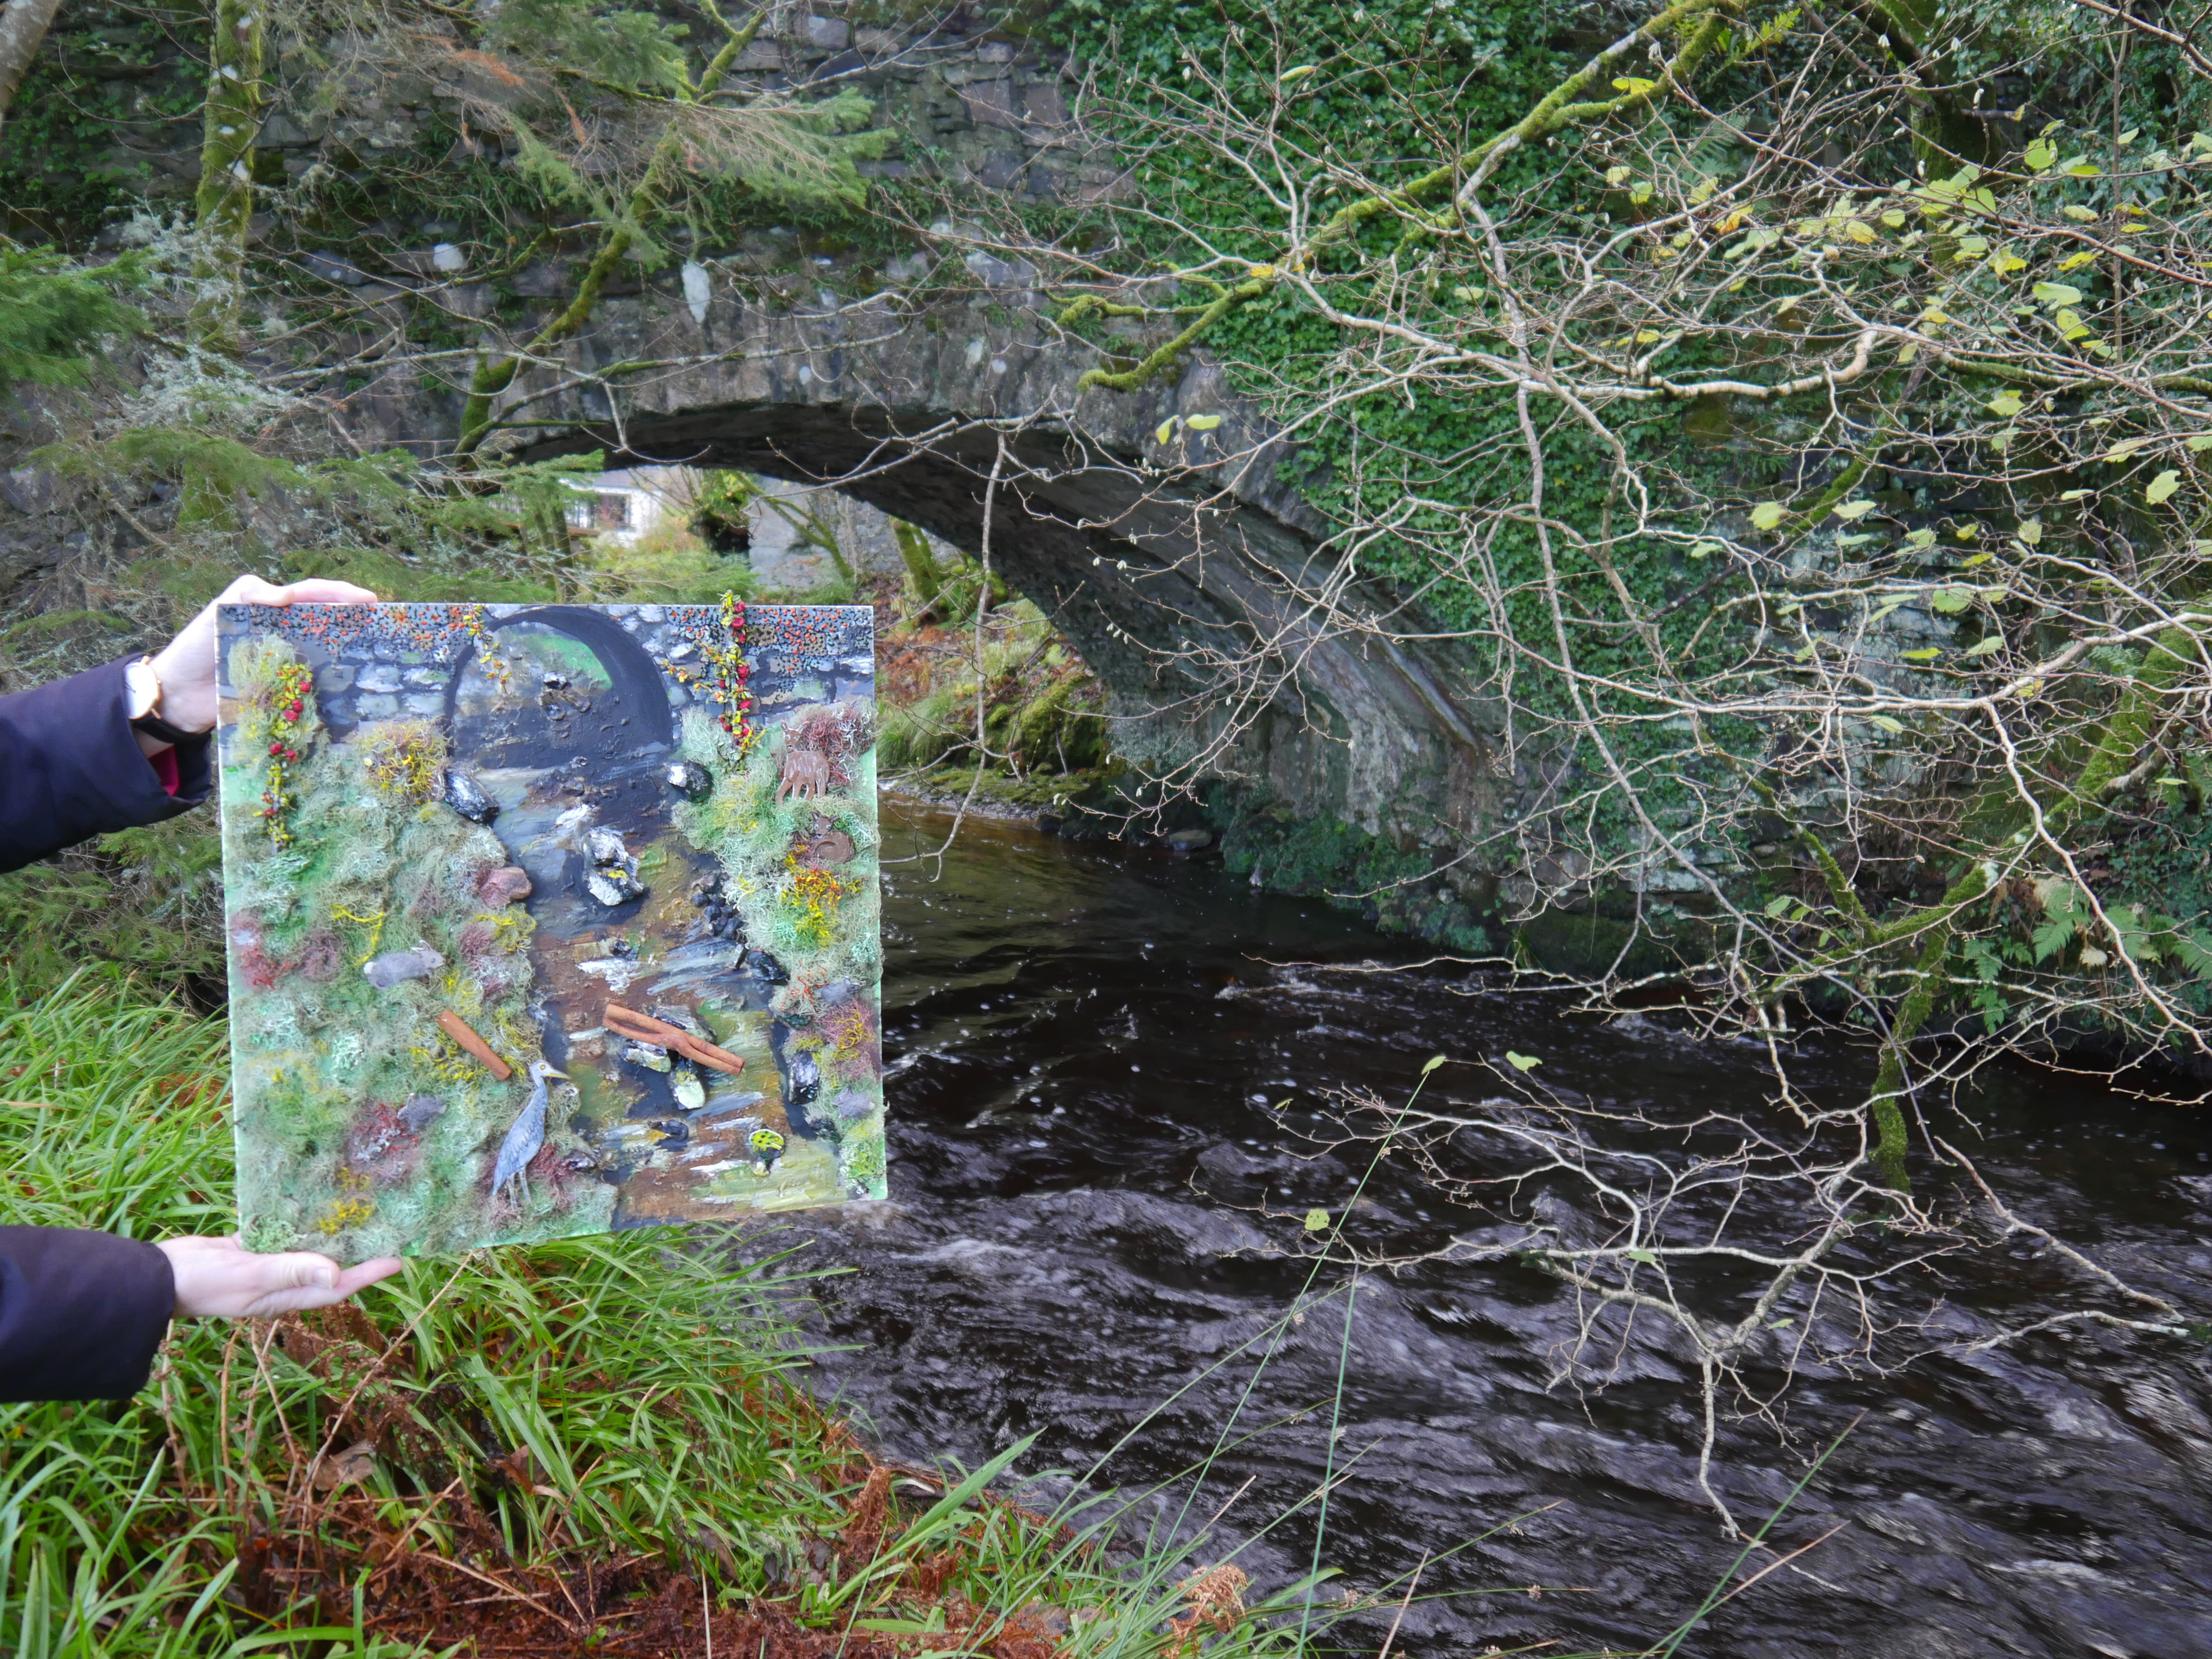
[[491, 1060, 567, 1204]]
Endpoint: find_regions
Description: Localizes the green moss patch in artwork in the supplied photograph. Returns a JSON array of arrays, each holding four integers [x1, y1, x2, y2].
[[673, 702, 885, 1200], [219, 719, 613, 1259]]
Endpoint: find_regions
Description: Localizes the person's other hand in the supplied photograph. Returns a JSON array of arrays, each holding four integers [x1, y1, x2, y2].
[[156, 1235, 404, 1319], [147, 574, 379, 736]]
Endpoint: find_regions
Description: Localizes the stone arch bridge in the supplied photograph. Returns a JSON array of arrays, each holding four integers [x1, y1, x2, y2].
[[466, 279, 1504, 912]]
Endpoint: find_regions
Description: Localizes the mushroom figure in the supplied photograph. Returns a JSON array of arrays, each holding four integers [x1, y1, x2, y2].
[[491, 1059, 567, 1204]]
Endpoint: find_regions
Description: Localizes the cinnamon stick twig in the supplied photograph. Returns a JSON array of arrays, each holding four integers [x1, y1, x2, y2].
[[436, 1011, 514, 1081], [603, 1004, 745, 1076]]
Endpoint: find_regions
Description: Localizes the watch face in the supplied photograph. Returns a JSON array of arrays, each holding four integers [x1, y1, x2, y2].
[[125, 657, 161, 721]]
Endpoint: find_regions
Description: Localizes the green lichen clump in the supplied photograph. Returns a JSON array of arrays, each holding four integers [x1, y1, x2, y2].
[[673, 703, 886, 1199], [219, 688, 613, 1259]]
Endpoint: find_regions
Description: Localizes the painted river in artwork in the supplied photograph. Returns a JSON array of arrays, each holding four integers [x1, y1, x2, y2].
[[740, 803, 2212, 1658]]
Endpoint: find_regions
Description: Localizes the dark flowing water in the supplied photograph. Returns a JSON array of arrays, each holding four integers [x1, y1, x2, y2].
[[759, 803, 2212, 1658]]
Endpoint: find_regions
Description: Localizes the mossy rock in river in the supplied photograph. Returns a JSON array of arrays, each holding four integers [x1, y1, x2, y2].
[[1514, 907, 1711, 981], [1203, 783, 1494, 953]]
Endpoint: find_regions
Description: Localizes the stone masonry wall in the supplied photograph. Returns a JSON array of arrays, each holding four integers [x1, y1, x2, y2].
[[77, 2, 1114, 264]]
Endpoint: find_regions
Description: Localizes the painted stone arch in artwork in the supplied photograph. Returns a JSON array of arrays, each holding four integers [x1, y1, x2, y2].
[[443, 604, 676, 753]]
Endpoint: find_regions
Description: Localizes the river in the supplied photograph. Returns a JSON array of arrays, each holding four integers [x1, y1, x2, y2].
[[750, 802, 2212, 1657]]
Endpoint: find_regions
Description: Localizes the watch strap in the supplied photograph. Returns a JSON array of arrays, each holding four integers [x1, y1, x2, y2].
[[124, 653, 213, 744], [131, 709, 209, 747]]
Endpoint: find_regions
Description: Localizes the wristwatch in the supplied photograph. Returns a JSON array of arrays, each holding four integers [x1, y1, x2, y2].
[[125, 655, 211, 746]]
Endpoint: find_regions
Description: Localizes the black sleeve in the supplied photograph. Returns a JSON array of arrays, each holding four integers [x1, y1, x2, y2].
[[0, 1228, 176, 1402], [0, 656, 214, 874]]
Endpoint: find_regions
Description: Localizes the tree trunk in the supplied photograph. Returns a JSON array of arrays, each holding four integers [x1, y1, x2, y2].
[[188, 0, 265, 356], [0, 0, 64, 138], [180, 0, 265, 532]]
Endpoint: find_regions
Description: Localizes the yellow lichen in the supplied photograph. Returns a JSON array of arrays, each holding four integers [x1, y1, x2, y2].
[[360, 719, 449, 803], [314, 1168, 375, 1236], [330, 903, 386, 965], [410, 1023, 483, 1086], [781, 855, 856, 949]]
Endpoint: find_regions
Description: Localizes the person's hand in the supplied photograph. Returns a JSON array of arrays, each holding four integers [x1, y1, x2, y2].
[[156, 1235, 404, 1319], [146, 574, 379, 737]]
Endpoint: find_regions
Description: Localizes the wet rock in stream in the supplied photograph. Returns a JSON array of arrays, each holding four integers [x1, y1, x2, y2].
[[672, 1067, 707, 1112], [587, 868, 647, 907], [443, 769, 498, 824], [624, 1040, 673, 1074], [582, 824, 647, 908], [478, 866, 532, 907]]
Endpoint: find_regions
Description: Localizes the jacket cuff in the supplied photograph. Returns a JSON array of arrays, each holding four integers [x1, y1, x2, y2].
[[81, 658, 214, 823], [0, 1228, 175, 1403], [112, 657, 216, 813], [167, 722, 213, 807]]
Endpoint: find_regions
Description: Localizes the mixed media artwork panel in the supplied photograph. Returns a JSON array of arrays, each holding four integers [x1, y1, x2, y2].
[[212, 601, 883, 1261]]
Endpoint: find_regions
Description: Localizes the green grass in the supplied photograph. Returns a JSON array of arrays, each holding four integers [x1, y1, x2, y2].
[[877, 601, 1109, 780], [0, 976, 1346, 1659], [0, 819, 227, 1006]]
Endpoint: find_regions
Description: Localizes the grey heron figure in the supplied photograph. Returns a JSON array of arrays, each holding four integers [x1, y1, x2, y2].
[[491, 1059, 567, 1203]]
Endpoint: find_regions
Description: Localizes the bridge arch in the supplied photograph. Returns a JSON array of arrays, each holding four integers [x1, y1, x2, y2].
[[498, 287, 1500, 856]]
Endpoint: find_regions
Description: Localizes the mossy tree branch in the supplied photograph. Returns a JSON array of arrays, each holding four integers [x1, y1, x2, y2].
[[453, 1, 767, 460], [1867, 922, 1954, 1188], [188, 0, 265, 357], [177, 0, 268, 535]]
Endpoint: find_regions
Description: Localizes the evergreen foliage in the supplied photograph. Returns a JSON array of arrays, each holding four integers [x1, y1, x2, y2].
[[0, 247, 144, 391]]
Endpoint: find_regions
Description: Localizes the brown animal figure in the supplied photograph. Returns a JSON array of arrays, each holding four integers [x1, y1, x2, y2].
[[777, 747, 835, 801], [795, 814, 856, 868]]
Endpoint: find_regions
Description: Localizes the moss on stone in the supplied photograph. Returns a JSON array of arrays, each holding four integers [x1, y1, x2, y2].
[[1206, 783, 1493, 951], [1513, 906, 1713, 981]]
